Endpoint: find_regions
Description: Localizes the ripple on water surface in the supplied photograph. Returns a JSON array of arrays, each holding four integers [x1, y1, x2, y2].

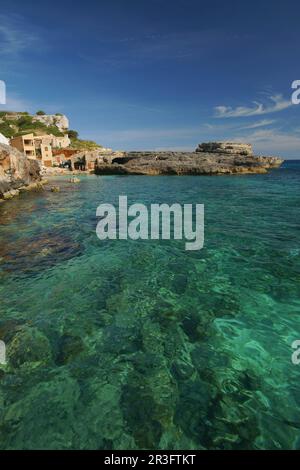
[[0, 166, 300, 449]]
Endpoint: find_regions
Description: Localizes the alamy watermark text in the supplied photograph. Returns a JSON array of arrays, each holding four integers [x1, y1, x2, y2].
[[96, 196, 204, 251], [0, 340, 6, 365], [0, 80, 6, 105]]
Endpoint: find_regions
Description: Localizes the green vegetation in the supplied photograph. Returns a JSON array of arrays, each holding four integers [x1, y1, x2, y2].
[[0, 113, 64, 138], [0, 121, 16, 138], [70, 138, 102, 150], [68, 130, 79, 139], [0, 111, 102, 149]]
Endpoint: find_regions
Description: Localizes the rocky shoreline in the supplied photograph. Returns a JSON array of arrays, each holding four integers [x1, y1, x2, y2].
[[0, 143, 45, 202], [94, 150, 283, 176], [1, 141, 284, 203]]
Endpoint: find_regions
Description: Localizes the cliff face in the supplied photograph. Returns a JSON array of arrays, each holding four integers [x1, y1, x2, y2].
[[0, 143, 41, 199], [94, 148, 284, 176], [32, 114, 69, 131]]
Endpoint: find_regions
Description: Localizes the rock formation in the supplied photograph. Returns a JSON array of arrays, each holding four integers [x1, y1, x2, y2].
[[196, 141, 253, 156], [94, 143, 283, 176], [32, 114, 69, 131], [0, 143, 41, 200]]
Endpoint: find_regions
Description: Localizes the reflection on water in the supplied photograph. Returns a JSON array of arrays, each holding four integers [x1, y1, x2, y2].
[[0, 164, 300, 449]]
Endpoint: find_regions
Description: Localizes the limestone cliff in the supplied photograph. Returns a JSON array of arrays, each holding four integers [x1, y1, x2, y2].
[[0, 143, 41, 199], [32, 114, 69, 131]]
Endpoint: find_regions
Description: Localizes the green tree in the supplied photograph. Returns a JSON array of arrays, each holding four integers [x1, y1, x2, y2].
[[17, 115, 33, 128], [36, 110, 46, 115], [68, 130, 79, 139]]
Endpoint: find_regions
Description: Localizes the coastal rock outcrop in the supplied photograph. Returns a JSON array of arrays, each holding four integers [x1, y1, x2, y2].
[[196, 141, 253, 156], [94, 143, 283, 176], [0, 143, 41, 199]]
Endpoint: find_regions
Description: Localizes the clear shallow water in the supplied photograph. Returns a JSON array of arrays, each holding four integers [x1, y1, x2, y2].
[[0, 161, 299, 450]]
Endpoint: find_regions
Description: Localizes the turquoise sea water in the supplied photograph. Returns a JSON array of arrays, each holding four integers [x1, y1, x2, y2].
[[0, 161, 300, 450]]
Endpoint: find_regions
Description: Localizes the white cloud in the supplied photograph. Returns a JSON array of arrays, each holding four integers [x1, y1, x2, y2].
[[233, 128, 300, 157], [241, 119, 276, 129], [215, 94, 292, 118], [0, 15, 37, 56]]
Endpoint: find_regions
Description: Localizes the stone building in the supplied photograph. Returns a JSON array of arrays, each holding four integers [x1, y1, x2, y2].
[[10, 134, 36, 159], [10, 133, 53, 167], [10, 133, 71, 167]]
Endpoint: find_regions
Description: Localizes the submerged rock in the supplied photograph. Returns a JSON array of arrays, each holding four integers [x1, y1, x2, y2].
[[7, 326, 52, 368], [1, 370, 79, 449], [56, 334, 84, 365], [172, 358, 194, 380], [121, 384, 163, 449], [0, 319, 25, 343]]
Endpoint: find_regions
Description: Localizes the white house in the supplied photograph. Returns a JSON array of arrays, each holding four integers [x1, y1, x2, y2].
[[0, 132, 9, 145]]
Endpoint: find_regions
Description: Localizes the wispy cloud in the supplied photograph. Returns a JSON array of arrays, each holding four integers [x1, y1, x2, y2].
[[233, 128, 300, 157], [0, 15, 37, 56], [215, 94, 292, 118], [80, 29, 237, 68], [241, 119, 276, 129], [87, 126, 202, 142], [83, 126, 204, 150]]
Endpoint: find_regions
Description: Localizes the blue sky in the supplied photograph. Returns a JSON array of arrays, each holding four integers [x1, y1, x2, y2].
[[1, 0, 300, 157]]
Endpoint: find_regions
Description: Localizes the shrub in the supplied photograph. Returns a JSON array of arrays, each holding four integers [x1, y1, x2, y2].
[[68, 130, 79, 139], [70, 138, 101, 150], [0, 122, 15, 138]]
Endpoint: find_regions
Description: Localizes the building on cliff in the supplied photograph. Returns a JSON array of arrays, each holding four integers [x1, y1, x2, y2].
[[10, 133, 71, 167], [10, 134, 36, 159]]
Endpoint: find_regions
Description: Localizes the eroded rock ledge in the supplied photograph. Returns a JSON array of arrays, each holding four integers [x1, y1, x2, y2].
[[94, 143, 283, 176], [0, 143, 42, 201]]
